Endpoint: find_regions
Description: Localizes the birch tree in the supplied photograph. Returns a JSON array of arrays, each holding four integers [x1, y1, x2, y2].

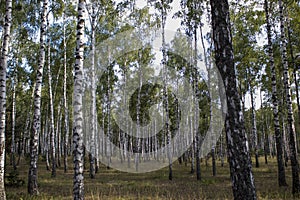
[[0, 0, 12, 199], [161, 0, 173, 181], [63, 2, 70, 173], [278, 0, 300, 194], [210, 0, 257, 199], [11, 68, 17, 170], [73, 0, 85, 198], [86, 1, 101, 179], [47, 17, 56, 177], [264, 0, 287, 187], [28, 0, 48, 195]]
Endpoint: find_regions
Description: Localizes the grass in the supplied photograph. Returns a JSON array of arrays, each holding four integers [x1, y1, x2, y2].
[[5, 156, 297, 199]]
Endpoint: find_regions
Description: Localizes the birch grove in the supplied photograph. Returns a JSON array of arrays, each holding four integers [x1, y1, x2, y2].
[[1, 0, 300, 199]]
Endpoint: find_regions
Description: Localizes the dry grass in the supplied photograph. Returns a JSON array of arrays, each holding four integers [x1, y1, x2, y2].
[[5, 156, 296, 199]]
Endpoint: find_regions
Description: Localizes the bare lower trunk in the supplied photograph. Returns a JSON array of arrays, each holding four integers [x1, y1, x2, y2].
[[250, 86, 259, 168], [212, 147, 216, 176], [56, 102, 62, 167], [11, 69, 17, 170], [23, 83, 35, 156]]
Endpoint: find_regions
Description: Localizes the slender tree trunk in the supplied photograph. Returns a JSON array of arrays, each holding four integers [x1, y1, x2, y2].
[[44, 108, 50, 171], [23, 83, 35, 156], [56, 102, 62, 167], [122, 65, 130, 169], [264, 0, 288, 187], [0, 0, 12, 199], [260, 91, 268, 165], [161, 6, 172, 180], [87, 5, 97, 179], [201, 21, 217, 173], [282, 117, 289, 167], [106, 67, 112, 170], [11, 69, 17, 170], [95, 133, 99, 173], [192, 20, 201, 181], [287, 17, 300, 151], [190, 119, 195, 174], [28, 0, 48, 195], [135, 58, 142, 172], [73, 0, 85, 198], [47, 19, 56, 177], [63, 7, 69, 173], [210, 0, 257, 199], [278, 0, 300, 194], [220, 131, 224, 167], [250, 86, 259, 168]]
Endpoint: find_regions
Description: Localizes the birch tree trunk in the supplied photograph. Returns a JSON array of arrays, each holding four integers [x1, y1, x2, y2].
[[87, 4, 97, 179], [47, 20, 56, 177], [264, 0, 287, 187], [260, 91, 268, 165], [23, 83, 35, 156], [287, 18, 300, 150], [106, 68, 112, 170], [278, 0, 300, 194], [11, 69, 17, 170], [28, 0, 48, 195], [193, 29, 201, 180], [44, 108, 50, 171], [0, 0, 12, 199], [135, 59, 142, 172], [250, 85, 259, 168], [63, 7, 70, 173], [73, 0, 85, 198], [56, 101, 62, 167], [210, 0, 257, 199], [161, 5, 172, 180]]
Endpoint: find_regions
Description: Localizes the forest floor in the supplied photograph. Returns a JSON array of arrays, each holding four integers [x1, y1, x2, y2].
[[5, 156, 296, 199]]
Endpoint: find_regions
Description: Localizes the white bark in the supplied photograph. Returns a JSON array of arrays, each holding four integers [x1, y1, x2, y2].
[[23, 83, 35, 155], [73, 0, 85, 198], [264, 0, 287, 186], [11, 69, 17, 169], [63, 6, 70, 173], [278, 0, 300, 194], [28, 0, 48, 195], [0, 0, 12, 198], [86, 2, 99, 179], [47, 21, 56, 177]]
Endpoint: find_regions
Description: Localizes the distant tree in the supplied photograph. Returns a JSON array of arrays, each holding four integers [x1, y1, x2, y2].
[[148, 0, 173, 180]]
